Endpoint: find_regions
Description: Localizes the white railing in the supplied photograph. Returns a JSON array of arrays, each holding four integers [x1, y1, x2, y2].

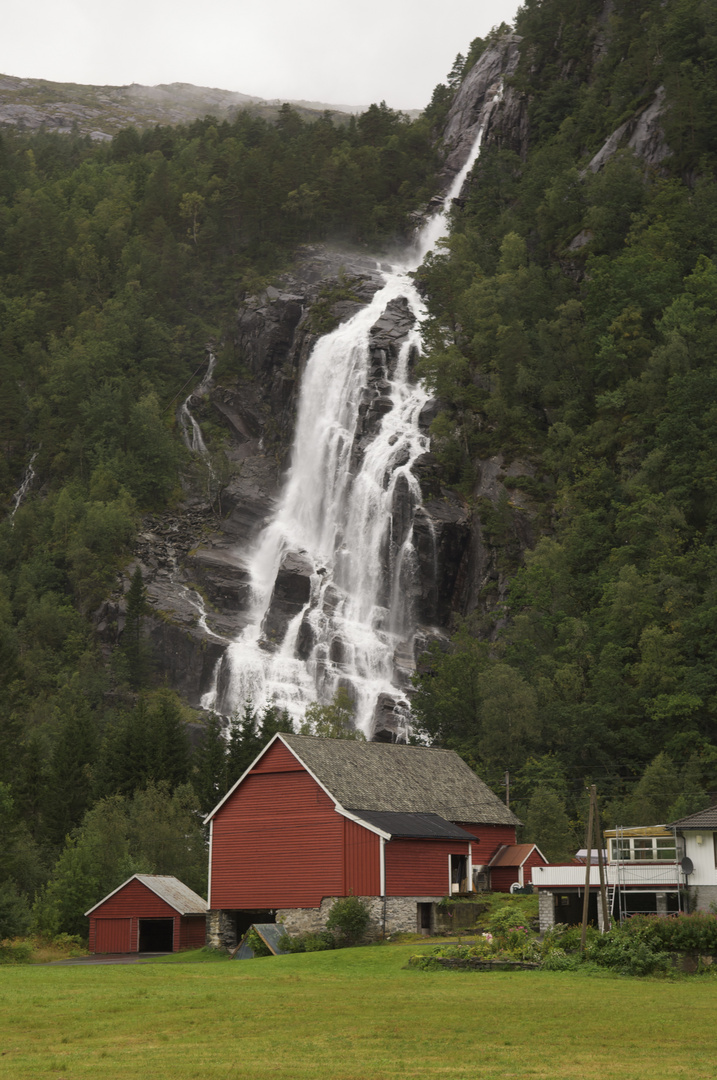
[[532, 864, 680, 888]]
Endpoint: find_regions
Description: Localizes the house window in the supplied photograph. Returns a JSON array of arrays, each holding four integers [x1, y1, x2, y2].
[[610, 836, 677, 862]]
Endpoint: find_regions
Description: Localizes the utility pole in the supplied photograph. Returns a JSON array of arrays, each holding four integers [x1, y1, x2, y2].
[[504, 770, 510, 808], [592, 785, 610, 932], [580, 790, 594, 953]]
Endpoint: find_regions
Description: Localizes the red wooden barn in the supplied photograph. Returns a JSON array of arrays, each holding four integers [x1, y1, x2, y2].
[[205, 733, 521, 945], [85, 875, 207, 954], [487, 843, 548, 891]]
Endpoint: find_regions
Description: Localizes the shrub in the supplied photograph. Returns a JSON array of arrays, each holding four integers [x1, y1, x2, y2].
[[245, 928, 272, 957], [585, 929, 672, 976], [622, 913, 717, 953], [326, 895, 371, 945], [0, 940, 33, 965], [278, 930, 336, 953]]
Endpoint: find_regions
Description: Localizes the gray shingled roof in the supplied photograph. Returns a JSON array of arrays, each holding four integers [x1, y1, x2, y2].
[[85, 875, 207, 916], [281, 734, 520, 826], [670, 806, 717, 830]]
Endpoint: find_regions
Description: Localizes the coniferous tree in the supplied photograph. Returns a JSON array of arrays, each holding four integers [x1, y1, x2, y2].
[[44, 702, 98, 846], [122, 566, 151, 689], [192, 713, 227, 812]]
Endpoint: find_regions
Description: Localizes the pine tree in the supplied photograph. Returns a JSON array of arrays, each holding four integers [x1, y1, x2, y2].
[[192, 713, 227, 813], [45, 702, 98, 846], [122, 566, 151, 689]]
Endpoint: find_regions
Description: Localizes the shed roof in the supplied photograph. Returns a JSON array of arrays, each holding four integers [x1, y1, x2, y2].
[[670, 806, 717, 830], [487, 843, 547, 868], [277, 734, 518, 825], [85, 875, 207, 917], [348, 810, 476, 840]]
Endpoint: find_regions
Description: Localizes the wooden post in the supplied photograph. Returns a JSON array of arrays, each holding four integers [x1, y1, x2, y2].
[[580, 792, 594, 953], [592, 785, 610, 932]]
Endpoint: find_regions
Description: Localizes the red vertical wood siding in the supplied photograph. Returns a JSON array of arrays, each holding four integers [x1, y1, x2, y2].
[[490, 866, 520, 892], [91, 879, 180, 919], [343, 817, 380, 896], [179, 915, 208, 950], [210, 757, 345, 909], [385, 839, 471, 897], [93, 918, 132, 953], [456, 824, 517, 866], [523, 848, 547, 885], [250, 740, 307, 774]]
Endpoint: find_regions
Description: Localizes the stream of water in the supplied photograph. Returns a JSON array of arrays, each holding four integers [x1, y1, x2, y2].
[[200, 88, 502, 736]]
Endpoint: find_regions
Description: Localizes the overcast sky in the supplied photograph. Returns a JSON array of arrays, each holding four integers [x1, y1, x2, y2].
[[3, 0, 522, 111]]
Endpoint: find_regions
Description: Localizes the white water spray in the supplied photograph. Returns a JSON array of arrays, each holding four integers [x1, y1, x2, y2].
[[10, 451, 38, 523], [179, 352, 217, 455], [202, 87, 502, 736]]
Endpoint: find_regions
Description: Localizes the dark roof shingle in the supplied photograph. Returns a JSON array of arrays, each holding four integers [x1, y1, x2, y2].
[[670, 806, 717, 830], [348, 810, 477, 839]]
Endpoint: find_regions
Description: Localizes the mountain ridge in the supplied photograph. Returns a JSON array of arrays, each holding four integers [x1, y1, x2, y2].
[[0, 71, 370, 140]]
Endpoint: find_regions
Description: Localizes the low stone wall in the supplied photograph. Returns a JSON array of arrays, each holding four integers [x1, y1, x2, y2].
[[433, 901, 488, 935], [276, 896, 444, 938]]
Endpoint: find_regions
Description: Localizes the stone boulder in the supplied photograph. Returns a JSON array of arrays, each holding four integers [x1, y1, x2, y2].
[[261, 550, 314, 646]]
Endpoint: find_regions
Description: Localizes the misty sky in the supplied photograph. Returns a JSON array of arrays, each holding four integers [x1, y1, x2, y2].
[[3, 0, 522, 111]]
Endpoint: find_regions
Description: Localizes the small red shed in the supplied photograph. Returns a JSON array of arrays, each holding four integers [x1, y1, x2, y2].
[[85, 875, 207, 954], [487, 843, 548, 891]]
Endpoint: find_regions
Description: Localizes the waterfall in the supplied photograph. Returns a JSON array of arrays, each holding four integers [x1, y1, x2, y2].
[[202, 86, 502, 737], [10, 451, 39, 523], [179, 351, 217, 455]]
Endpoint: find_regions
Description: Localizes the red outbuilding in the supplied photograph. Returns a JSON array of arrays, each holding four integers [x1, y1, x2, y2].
[[205, 733, 521, 945], [486, 843, 549, 891], [85, 875, 207, 954]]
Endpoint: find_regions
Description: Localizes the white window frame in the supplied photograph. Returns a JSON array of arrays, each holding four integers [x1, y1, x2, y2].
[[609, 835, 677, 862]]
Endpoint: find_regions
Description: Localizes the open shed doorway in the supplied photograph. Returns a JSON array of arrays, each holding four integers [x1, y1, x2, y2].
[[139, 918, 175, 952]]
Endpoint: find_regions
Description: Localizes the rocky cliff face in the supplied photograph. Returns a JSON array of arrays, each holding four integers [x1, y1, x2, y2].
[[104, 41, 550, 725]]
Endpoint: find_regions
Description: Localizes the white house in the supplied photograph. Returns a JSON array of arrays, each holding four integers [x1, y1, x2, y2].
[[533, 806, 717, 933]]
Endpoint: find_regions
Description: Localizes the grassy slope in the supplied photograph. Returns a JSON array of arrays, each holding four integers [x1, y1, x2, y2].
[[1, 945, 716, 1078]]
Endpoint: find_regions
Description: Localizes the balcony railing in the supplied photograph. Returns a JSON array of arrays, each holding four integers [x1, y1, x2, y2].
[[532, 863, 681, 888]]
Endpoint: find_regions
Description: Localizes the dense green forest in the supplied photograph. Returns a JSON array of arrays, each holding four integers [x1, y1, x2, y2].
[[2, 0, 717, 936], [412, 0, 717, 855], [0, 101, 438, 936]]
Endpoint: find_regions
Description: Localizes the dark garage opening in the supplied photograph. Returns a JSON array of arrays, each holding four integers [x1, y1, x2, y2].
[[139, 918, 174, 952]]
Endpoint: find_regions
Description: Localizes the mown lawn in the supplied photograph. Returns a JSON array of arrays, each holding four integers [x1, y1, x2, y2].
[[1, 944, 715, 1079]]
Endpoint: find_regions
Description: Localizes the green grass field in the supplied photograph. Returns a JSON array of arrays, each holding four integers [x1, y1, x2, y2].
[[1, 945, 716, 1079]]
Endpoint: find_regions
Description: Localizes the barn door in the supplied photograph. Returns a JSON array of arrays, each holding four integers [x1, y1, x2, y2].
[[94, 918, 132, 953]]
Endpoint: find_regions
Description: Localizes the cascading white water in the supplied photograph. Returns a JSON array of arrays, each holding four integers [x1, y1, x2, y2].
[[10, 450, 38, 523], [176, 351, 230, 641], [202, 85, 503, 736], [179, 351, 217, 455]]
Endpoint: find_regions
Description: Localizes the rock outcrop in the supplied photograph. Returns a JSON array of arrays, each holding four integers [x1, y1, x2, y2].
[[104, 45, 545, 729], [440, 35, 526, 188], [585, 86, 671, 173]]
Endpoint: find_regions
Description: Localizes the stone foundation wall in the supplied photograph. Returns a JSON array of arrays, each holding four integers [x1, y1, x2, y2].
[[689, 885, 717, 913], [276, 896, 444, 939], [206, 909, 238, 951]]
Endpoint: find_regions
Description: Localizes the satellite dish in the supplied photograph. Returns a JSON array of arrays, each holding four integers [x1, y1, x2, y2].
[[680, 856, 694, 876]]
